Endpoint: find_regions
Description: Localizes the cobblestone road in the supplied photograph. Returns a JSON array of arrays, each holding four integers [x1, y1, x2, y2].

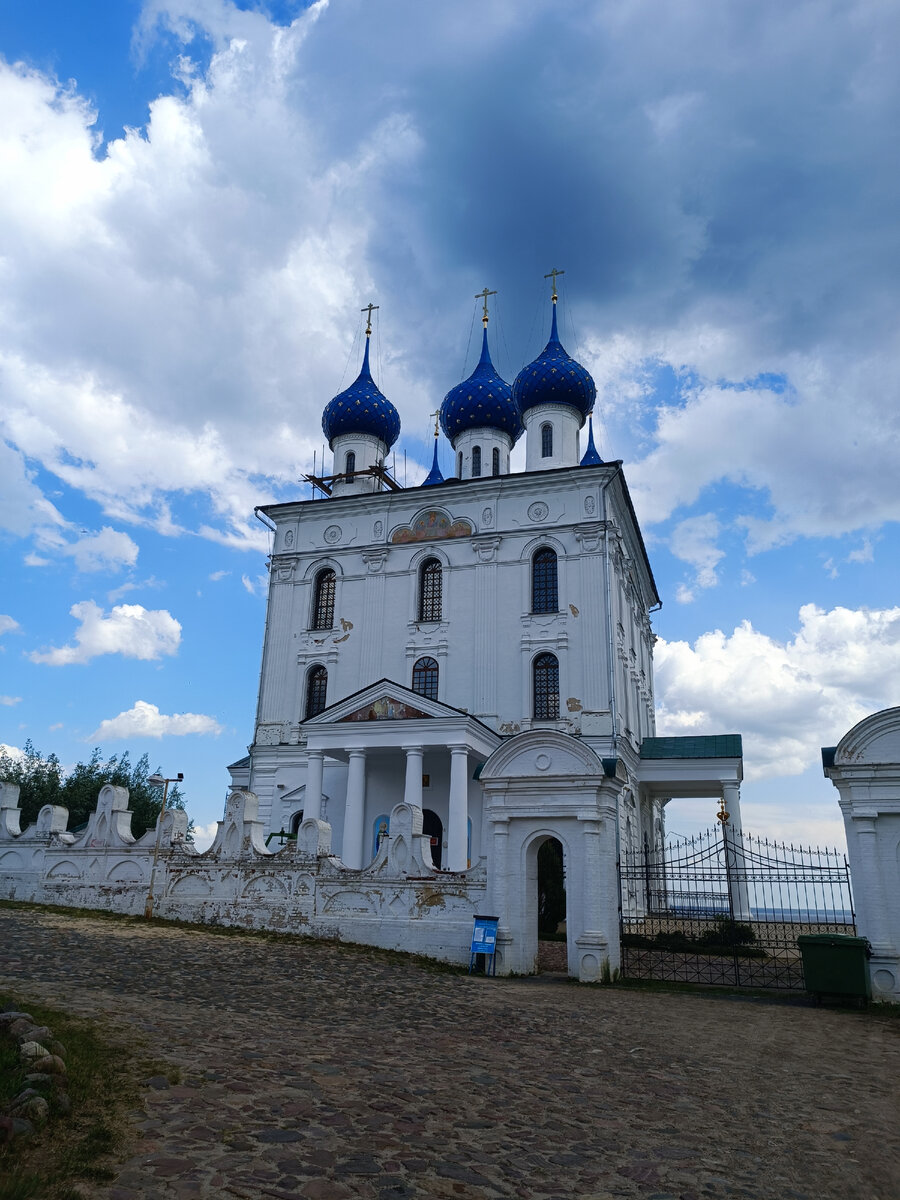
[[2, 906, 898, 1200]]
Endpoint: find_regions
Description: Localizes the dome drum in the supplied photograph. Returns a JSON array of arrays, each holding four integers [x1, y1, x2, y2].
[[329, 431, 390, 497], [452, 427, 513, 480]]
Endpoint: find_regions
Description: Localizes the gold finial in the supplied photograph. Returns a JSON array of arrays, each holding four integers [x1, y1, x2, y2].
[[544, 267, 565, 302], [430, 409, 441, 438], [716, 797, 730, 824], [361, 302, 379, 336], [475, 287, 497, 327]]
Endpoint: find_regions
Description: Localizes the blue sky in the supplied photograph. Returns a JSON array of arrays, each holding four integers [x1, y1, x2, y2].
[[1, 0, 898, 848]]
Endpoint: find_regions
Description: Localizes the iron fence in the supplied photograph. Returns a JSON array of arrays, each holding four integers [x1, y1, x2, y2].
[[619, 823, 855, 989]]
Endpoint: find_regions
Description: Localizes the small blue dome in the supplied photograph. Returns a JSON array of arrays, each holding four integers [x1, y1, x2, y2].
[[580, 415, 603, 466], [513, 302, 596, 423], [322, 336, 400, 450], [439, 327, 522, 445]]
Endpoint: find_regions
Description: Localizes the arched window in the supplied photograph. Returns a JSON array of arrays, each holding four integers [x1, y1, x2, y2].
[[289, 810, 304, 836], [345, 451, 356, 476], [457, 451, 463, 477], [412, 656, 439, 700], [311, 568, 335, 629], [471, 445, 481, 477], [541, 423, 553, 458], [492, 447, 500, 476], [533, 653, 559, 720], [531, 548, 558, 613], [305, 665, 328, 718], [418, 557, 442, 622]]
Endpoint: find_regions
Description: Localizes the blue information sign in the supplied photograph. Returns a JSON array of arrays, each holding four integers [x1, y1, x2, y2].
[[470, 915, 499, 955]]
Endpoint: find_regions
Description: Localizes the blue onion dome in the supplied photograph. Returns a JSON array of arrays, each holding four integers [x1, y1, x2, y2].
[[439, 327, 523, 444], [322, 334, 401, 449], [512, 301, 596, 423], [580, 415, 604, 465]]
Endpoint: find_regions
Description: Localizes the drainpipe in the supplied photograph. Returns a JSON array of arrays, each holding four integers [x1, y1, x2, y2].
[[600, 467, 625, 952]]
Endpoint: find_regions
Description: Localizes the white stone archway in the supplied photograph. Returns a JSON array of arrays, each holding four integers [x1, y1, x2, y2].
[[824, 706, 900, 1003], [480, 729, 625, 980]]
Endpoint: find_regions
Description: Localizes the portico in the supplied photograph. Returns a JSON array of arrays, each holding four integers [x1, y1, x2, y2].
[[300, 679, 500, 871]]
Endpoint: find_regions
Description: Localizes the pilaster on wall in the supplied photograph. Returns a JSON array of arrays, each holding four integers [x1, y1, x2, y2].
[[257, 557, 297, 727]]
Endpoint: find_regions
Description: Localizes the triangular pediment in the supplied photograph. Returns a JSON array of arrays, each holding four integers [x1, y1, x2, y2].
[[303, 678, 468, 726]]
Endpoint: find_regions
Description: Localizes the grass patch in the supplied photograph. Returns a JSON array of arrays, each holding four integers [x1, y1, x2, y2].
[[0, 994, 143, 1200]]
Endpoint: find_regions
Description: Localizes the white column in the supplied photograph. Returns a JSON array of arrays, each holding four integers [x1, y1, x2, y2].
[[306, 750, 324, 821], [448, 745, 469, 871], [722, 781, 743, 831], [342, 748, 367, 869], [403, 746, 424, 811], [721, 781, 751, 920]]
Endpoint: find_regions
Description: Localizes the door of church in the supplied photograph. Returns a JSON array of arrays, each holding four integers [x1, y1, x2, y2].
[[422, 809, 443, 869]]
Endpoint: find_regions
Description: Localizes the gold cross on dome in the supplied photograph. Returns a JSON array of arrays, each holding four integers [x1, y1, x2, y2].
[[476, 287, 497, 326], [544, 267, 565, 301], [430, 409, 441, 438], [361, 302, 379, 335]]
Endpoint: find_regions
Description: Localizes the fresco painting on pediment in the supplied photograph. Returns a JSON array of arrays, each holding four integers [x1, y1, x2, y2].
[[341, 697, 432, 722], [391, 510, 473, 544]]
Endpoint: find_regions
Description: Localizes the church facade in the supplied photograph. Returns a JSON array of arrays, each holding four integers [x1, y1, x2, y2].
[[224, 287, 745, 977]]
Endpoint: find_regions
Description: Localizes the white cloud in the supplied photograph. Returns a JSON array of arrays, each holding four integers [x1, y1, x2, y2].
[[669, 512, 724, 593], [0, 696, 22, 707], [29, 601, 182, 666], [847, 538, 874, 565], [28, 525, 140, 573], [0, 616, 20, 637], [241, 572, 267, 596], [209, 569, 230, 581], [89, 699, 223, 740], [0, 439, 66, 538], [0, 744, 24, 761], [655, 603, 900, 780], [190, 819, 221, 852]]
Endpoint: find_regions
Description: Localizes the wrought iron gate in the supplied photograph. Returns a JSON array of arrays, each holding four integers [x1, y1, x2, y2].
[[618, 824, 855, 989]]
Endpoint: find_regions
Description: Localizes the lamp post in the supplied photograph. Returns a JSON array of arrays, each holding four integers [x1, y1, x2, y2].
[[144, 771, 183, 920]]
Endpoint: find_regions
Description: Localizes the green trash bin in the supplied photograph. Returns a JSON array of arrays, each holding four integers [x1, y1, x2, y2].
[[797, 933, 871, 1002]]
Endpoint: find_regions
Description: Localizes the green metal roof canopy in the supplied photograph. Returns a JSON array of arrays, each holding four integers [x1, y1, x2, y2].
[[640, 734, 743, 759]]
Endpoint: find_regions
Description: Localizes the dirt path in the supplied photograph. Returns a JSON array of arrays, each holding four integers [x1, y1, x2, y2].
[[2, 905, 898, 1200]]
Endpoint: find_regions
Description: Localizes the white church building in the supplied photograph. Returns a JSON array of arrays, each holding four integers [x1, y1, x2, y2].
[[220, 284, 745, 977], [7, 280, 900, 996]]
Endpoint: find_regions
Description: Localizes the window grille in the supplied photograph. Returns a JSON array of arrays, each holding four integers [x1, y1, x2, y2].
[[345, 451, 356, 476], [531, 548, 558, 613], [312, 568, 336, 629], [492, 447, 500, 476], [418, 557, 442, 622], [412, 656, 439, 700], [471, 445, 481, 477], [533, 653, 559, 720], [541, 423, 553, 458], [305, 665, 328, 718]]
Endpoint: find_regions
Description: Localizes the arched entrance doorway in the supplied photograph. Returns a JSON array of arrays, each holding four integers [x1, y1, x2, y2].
[[537, 836, 567, 972], [422, 808, 443, 868]]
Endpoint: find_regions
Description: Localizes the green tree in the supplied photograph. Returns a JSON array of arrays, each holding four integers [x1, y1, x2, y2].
[[0, 742, 188, 840]]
